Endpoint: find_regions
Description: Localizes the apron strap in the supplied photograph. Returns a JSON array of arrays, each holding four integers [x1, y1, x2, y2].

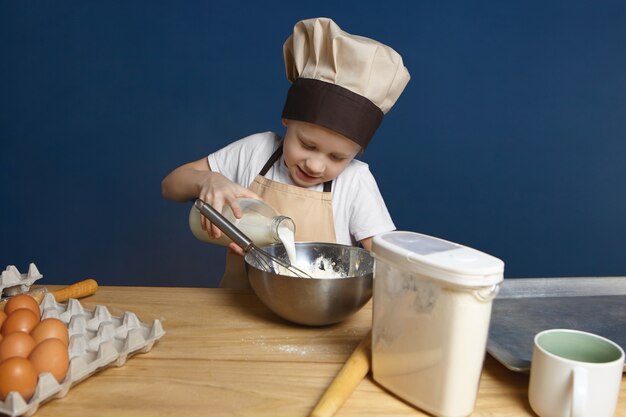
[[259, 142, 333, 192], [259, 145, 283, 176]]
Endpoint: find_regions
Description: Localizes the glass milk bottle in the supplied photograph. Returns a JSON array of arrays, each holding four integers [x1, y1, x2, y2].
[[189, 198, 296, 247]]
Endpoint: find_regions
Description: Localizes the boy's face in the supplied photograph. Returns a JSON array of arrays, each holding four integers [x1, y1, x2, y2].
[[282, 120, 361, 188]]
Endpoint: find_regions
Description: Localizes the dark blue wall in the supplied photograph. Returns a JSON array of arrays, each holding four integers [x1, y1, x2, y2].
[[2, 1, 625, 287]]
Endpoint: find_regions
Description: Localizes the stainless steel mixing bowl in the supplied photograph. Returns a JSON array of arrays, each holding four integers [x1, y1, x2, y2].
[[245, 242, 374, 326]]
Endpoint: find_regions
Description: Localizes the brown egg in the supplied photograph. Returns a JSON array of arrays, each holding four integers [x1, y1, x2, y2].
[[4, 295, 41, 318], [0, 357, 38, 401], [29, 338, 69, 383], [1, 308, 40, 335], [0, 310, 7, 331], [31, 318, 69, 346], [0, 332, 37, 361]]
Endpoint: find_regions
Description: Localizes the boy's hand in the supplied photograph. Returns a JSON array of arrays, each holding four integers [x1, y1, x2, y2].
[[197, 172, 260, 239], [227, 242, 246, 257]]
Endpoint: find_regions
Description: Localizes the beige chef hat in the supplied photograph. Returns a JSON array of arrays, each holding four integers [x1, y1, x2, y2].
[[282, 17, 410, 148]]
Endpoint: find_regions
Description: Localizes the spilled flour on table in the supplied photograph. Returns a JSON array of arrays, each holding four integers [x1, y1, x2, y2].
[[242, 336, 326, 356]]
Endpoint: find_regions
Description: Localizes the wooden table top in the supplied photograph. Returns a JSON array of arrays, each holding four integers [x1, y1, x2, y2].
[[27, 286, 626, 416]]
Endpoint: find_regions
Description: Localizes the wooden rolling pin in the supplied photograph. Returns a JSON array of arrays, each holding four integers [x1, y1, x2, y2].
[[310, 330, 372, 417], [31, 279, 99, 304], [1, 279, 98, 311], [48, 279, 98, 302]]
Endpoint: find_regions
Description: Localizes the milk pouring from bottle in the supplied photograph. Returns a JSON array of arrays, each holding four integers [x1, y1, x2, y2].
[[189, 198, 297, 258]]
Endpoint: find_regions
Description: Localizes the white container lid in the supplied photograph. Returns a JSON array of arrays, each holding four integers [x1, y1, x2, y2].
[[372, 231, 504, 287]]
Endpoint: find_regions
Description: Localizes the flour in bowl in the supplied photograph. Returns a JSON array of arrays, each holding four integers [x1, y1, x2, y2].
[[277, 256, 349, 279]]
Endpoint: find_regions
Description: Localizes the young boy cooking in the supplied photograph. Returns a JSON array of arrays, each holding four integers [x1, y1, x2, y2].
[[162, 17, 410, 288]]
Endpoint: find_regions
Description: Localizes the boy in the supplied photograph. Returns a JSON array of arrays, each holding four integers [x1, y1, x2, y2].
[[162, 17, 410, 287]]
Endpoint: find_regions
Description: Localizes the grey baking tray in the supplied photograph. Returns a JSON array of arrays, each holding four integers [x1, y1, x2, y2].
[[487, 277, 626, 373]]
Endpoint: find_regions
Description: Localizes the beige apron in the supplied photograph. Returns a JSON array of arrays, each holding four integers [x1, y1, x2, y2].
[[219, 144, 337, 288]]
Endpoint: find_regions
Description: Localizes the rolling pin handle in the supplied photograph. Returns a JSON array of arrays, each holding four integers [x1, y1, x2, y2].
[[310, 331, 372, 417]]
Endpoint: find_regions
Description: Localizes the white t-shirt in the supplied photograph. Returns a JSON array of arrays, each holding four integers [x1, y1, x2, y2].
[[208, 131, 395, 246]]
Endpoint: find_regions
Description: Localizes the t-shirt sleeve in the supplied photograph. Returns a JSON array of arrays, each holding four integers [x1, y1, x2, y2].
[[346, 164, 395, 242], [207, 132, 278, 188]]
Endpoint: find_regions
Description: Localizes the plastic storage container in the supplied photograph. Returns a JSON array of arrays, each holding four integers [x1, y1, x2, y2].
[[189, 198, 295, 246], [371, 231, 504, 417]]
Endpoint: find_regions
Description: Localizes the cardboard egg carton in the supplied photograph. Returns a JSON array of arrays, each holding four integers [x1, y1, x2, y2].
[[0, 264, 43, 297], [0, 293, 165, 417]]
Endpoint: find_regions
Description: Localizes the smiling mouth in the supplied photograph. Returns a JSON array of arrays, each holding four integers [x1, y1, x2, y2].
[[297, 166, 321, 181]]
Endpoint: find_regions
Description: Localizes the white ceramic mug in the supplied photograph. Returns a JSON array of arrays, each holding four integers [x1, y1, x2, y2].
[[529, 329, 624, 417]]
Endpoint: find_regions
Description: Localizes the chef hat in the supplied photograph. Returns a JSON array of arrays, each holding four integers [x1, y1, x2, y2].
[[282, 17, 410, 148]]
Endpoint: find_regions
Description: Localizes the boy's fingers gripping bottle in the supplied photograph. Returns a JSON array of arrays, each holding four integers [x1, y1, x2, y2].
[[189, 198, 295, 247]]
